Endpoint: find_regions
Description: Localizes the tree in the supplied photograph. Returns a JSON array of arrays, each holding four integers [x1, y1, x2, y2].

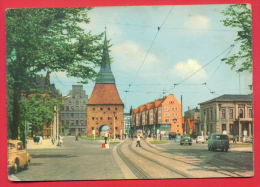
[[221, 4, 252, 72], [20, 94, 60, 137], [6, 8, 104, 139]]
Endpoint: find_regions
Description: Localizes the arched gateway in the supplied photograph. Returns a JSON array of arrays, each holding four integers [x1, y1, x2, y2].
[[99, 125, 110, 136], [86, 32, 124, 138]]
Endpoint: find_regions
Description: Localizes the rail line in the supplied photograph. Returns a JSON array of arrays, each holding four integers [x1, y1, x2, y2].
[[143, 140, 244, 177], [127, 143, 191, 178], [116, 140, 151, 179]]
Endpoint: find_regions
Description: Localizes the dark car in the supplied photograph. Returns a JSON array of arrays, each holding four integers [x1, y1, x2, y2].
[[180, 135, 192, 145], [208, 133, 229, 152]]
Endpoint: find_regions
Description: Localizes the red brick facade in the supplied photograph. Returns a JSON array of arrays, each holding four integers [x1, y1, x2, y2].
[[86, 84, 124, 137]]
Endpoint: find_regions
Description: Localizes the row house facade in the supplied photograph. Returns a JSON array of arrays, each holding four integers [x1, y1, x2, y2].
[[132, 94, 183, 136], [60, 85, 88, 136], [199, 94, 253, 142]]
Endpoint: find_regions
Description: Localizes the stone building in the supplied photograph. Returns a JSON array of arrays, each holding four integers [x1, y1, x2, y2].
[[132, 94, 183, 137], [86, 33, 124, 137], [60, 85, 88, 135], [184, 107, 200, 136], [124, 113, 132, 136], [199, 94, 253, 141]]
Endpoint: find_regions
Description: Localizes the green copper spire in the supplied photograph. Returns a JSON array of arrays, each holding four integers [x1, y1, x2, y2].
[[95, 30, 115, 84]]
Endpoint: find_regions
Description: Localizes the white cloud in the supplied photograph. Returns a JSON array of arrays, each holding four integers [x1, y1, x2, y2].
[[170, 59, 207, 82], [184, 14, 210, 30], [111, 41, 160, 76]]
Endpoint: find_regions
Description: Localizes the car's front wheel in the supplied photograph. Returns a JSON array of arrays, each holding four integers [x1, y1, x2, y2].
[[13, 160, 19, 174]]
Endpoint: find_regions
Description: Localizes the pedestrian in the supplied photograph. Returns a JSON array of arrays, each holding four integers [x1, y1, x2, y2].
[[75, 134, 78, 141], [51, 136, 55, 145], [136, 134, 142, 147], [233, 135, 237, 143], [104, 131, 109, 144]]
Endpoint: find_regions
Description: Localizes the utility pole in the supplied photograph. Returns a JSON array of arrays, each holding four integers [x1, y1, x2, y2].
[[181, 95, 184, 135], [113, 112, 116, 141]]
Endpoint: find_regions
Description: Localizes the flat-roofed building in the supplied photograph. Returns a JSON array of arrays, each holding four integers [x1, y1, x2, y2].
[[199, 94, 253, 142]]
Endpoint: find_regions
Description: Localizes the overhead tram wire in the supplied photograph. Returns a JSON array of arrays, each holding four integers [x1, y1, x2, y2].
[[125, 6, 174, 93], [168, 43, 236, 93]]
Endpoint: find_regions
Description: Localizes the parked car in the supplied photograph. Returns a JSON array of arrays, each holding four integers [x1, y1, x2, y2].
[[175, 135, 181, 143], [180, 135, 192, 145], [208, 134, 229, 152], [196, 136, 205, 144], [8, 140, 31, 174]]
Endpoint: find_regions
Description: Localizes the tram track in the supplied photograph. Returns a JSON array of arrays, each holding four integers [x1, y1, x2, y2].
[[127, 143, 191, 178], [143, 140, 244, 177], [116, 140, 151, 179]]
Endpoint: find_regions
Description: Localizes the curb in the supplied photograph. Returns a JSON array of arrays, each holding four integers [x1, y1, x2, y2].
[[112, 139, 137, 179]]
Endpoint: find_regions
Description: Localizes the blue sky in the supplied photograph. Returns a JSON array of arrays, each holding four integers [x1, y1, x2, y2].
[[50, 4, 252, 112]]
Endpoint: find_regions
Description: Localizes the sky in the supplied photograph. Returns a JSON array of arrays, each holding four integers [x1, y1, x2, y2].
[[50, 4, 252, 113]]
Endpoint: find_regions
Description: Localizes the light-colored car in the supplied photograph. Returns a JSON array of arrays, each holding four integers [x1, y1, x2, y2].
[[8, 140, 31, 174], [196, 136, 205, 143]]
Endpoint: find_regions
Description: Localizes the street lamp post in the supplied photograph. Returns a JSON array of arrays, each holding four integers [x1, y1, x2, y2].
[[113, 112, 116, 141]]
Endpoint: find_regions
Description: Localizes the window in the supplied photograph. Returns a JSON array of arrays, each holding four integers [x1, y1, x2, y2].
[[248, 108, 253, 118], [66, 106, 69, 111], [239, 109, 244, 118], [115, 117, 118, 120], [93, 108, 95, 111], [108, 117, 112, 120], [210, 108, 213, 120], [71, 106, 74, 111], [229, 109, 233, 119], [221, 109, 226, 119], [71, 113, 74, 117], [115, 107, 118, 110], [71, 120, 74, 125], [76, 120, 79, 125], [92, 117, 95, 120], [172, 119, 177, 123], [100, 108, 103, 110], [100, 117, 103, 120], [76, 100, 79, 105], [108, 107, 110, 110], [177, 125, 179, 128], [222, 124, 226, 132], [165, 119, 169, 122]]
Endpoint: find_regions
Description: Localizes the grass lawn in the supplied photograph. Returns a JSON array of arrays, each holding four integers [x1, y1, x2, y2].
[[230, 142, 252, 146], [80, 136, 121, 144], [149, 140, 168, 144], [80, 136, 104, 141]]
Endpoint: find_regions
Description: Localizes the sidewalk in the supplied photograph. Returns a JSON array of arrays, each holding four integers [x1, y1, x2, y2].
[[26, 139, 58, 149], [230, 145, 253, 152]]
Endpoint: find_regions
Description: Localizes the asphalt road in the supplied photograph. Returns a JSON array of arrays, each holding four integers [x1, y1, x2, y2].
[[11, 137, 253, 181], [13, 136, 124, 181], [114, 139, 253, 179]]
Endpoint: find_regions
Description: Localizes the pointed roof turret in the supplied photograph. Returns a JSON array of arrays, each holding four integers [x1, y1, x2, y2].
[[95, 30, 115, 84]]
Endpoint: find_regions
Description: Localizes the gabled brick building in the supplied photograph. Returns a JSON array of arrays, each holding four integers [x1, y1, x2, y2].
[[132, 94, 183, 137], [86, 33, 124, 137]]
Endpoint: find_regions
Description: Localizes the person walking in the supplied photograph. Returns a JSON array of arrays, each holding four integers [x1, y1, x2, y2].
[[104, 131, 109, 144], [75, 134, 78, 141], [136, 134, 142, 147]]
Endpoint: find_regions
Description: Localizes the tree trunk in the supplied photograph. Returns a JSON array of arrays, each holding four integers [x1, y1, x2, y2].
[[11, 87, 21, 139], [44, 71, 51, 91]]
